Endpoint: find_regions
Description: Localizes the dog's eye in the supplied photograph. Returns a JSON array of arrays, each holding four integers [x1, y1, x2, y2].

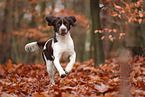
[[64, 23, 68, 26], [57, 23, 61, 26]]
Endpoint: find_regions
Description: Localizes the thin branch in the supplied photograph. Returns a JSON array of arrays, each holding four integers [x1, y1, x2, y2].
[[101, 5, 124, 33]]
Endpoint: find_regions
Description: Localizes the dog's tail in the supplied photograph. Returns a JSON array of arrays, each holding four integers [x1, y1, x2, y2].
[[25, 41, 46, 53]]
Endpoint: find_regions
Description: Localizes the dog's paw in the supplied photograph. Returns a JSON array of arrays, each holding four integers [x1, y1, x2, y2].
[[64, 70, 69, 74], [60, 74, 66, 78]]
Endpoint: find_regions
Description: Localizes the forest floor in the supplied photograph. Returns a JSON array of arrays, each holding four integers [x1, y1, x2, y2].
[[0, 56, 145, 97]]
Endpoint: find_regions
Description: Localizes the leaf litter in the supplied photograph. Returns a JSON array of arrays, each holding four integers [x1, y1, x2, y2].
[[0, 56, 144, 97]]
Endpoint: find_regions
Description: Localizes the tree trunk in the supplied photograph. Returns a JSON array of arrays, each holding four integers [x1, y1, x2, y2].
[[30, 2, 36, 27], [10, 0, 19, 63], [0, 0, 11, 63], [83, 19, 92, 61], [50, 0, 55, 14], [40, 0, 46, 26], [1, 0, 9, 37], [90, 0, 105, 67]]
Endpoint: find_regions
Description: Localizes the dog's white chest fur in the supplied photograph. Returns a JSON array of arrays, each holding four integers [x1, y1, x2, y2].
[[53, 32, 75, 62]]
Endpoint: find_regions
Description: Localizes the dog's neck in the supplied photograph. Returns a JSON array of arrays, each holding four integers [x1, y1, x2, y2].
[[54, 32, 71, 43]]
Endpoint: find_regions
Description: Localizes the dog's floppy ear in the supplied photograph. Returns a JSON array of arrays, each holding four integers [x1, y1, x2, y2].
[[45, 15, 56, 26], [66, 16, 76, 27]]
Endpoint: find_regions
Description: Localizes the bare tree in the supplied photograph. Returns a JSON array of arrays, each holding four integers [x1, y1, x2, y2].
[[90, 0, 105, 67]]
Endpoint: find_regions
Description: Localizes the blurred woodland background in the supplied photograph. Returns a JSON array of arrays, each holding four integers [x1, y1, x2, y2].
[[0, 0, 145, 65]]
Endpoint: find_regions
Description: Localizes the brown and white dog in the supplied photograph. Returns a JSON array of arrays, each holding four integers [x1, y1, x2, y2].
[[25, 15, 76, 85]]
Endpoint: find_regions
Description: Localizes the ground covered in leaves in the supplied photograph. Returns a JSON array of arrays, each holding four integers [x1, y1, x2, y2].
[[0, 56, 145, 97]]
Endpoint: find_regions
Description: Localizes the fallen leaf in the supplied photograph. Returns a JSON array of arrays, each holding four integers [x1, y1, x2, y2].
[[1, 92, 18, 97], [94, 83, 109, 93]]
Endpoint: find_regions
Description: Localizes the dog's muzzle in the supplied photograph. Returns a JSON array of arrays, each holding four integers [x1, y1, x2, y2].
[[60, 28, 67, 36]]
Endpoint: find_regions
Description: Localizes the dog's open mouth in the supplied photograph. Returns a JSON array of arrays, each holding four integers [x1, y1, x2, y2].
[[61, 33, 67, 36]]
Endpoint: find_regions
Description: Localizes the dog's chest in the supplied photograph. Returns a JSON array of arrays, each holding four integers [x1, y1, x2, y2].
[[54, 38, 74, 53], [53, 35, 74, 61]]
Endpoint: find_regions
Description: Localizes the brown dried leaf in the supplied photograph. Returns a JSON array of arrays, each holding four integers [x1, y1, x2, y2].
[[94, 83, 109, 93], [1, 92, 18, 97]]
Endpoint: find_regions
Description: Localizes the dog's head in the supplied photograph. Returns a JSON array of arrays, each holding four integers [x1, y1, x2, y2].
[[46, 15, 76, 36]]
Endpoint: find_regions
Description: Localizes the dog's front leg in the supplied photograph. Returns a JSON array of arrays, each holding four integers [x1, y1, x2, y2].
[[65, 52, 76, 74], [53, 55, 66, 78]]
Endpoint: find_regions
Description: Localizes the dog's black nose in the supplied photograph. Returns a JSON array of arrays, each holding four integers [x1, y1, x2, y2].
[[61, 28, 66, 32]]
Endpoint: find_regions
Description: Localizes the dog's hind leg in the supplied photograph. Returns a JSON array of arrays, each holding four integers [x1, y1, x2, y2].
[[46, 60, 57, 86]]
